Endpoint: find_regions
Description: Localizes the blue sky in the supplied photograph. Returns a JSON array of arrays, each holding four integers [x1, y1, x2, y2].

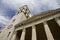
[[0, 0, 60, 29]]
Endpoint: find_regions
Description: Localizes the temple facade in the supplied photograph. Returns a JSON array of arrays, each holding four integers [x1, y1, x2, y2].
[[0, 5, 60, 40]]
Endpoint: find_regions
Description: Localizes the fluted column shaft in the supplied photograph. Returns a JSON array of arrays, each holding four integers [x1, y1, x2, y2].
[[20, 29, 26, 40], [43, 22, 54, 40], [32, 25, 37, 40], [11, 33, 17, 40]]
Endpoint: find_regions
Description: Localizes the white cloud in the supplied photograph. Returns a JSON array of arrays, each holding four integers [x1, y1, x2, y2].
[[2, 0, 58, 8], [1, 0, 60, 13], [0, 9, 10, 28], [0, 16, 9, 25], [1, 0, 60, 15], [40, 0, 60, 9], [2, 0, 28, 10]]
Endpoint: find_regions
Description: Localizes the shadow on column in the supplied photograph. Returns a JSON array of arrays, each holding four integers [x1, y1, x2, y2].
[[25, 27, 32, 40], [15, 30, 22, 40], [35, 23, 47, 40], [47, 19, 60, 40]]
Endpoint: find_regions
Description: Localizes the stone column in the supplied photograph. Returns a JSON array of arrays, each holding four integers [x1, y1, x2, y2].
[[55, 17, 60, 26], [43, 22, 54, 40], [11, 32, 17, 40], [32, 25, 37, 40], [20, 29, 26, 40]]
